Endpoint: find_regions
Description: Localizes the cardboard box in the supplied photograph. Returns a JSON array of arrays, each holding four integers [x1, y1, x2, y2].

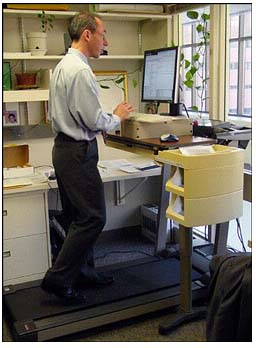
[[121, 115, 192, 139], [3, 145, 34, 179]]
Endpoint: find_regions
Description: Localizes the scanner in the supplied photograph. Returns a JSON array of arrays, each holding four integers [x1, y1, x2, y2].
[[160, 134, 179, 142]]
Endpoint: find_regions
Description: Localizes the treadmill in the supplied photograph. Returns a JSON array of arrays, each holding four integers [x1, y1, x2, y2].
[[3, 254, 207, 341]]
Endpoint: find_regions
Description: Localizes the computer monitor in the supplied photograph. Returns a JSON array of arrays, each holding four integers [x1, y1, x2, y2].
[[141, 46, 181, 115]]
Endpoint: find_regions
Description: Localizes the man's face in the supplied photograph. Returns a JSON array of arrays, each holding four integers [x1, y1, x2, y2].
[[88, 18, 108, 58]]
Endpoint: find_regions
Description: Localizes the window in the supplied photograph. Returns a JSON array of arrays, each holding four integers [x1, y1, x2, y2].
[[181, 6, 210, 116], [228, 4, 252, 119]]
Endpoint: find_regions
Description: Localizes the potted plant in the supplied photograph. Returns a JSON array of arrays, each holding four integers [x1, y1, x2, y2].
[[180, 10, 210, 117], [26, 10, 54, 56]]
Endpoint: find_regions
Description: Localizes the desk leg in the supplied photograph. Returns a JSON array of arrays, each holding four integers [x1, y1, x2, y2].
[[155, 164, 171, 254], [213, 221, 229, 255], [179, 225, 193, 313], [159, 225, 206, 335]]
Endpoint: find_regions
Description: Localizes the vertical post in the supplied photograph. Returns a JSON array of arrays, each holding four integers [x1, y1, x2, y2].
[[155, 163, 171, 253], [18, 17, 27, 72], [213, 221, 229, 255], [179, 225, 193, 313]]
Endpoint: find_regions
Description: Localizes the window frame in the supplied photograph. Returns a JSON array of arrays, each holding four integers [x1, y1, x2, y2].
[[228, 6, 252, 119]]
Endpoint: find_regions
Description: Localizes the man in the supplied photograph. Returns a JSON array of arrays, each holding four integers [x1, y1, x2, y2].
[[41, 12, 134, 303]]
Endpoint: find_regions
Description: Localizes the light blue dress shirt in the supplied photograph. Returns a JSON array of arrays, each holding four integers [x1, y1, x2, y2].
[[49, 48, 120, 141]]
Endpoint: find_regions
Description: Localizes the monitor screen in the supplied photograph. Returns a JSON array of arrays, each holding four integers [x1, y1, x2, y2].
[[141, 47, 180, 104]]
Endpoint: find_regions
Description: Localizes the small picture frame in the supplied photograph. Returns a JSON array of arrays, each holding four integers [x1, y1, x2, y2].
[[3, 102, 20, 126]]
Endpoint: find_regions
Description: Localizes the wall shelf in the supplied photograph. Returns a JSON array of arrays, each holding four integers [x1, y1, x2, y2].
[[4, 89, 49, 103], [3, 53, 144, 61], [3, 8, 171, 22], [3, 9, 77, 19]]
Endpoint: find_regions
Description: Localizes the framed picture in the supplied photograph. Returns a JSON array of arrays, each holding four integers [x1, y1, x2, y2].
[[3, 102, 20, 126], [94, 71, 128, 114]]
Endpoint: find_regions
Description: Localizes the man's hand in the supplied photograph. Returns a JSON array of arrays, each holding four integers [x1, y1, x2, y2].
[[113, 101, 134, 121]]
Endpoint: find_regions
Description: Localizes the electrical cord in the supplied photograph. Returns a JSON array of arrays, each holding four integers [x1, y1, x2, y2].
[[182, 103, 190, 118], [236, 218, 247, 252], [227, 247, 240, 254]]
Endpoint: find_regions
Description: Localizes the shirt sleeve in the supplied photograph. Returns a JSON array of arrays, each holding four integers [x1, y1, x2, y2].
[[68, 69, 120, 132]]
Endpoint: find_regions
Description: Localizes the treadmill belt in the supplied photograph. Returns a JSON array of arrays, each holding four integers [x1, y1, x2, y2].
[[4, 258, 202, 322]]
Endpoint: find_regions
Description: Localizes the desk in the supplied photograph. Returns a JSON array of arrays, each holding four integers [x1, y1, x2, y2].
[[3, 154, 161, 285], [3, 135, 217, 284], [106, 133, 216, 157]]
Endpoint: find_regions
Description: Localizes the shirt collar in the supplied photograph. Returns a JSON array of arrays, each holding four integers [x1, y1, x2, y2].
[[67, 48, 88, 65]]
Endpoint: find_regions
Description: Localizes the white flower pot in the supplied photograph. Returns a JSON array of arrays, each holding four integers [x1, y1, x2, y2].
[[26, 32, 47, 56]]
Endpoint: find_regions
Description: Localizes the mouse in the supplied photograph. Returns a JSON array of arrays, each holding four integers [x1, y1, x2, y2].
[[160, 133, 179, 142]]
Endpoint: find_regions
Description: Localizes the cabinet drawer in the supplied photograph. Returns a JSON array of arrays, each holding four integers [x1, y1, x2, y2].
[[3, 234, 50, 283], [3, 192, 47, 239]]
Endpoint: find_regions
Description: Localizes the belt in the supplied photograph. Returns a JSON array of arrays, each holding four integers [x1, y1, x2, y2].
[[56, 132, 91, 143]]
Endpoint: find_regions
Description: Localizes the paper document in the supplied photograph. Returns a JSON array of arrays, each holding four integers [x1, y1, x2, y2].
[[179, 145, 215, 156], [128, 113, 174, 123], [4, 178, 33, 188], [3, 174, 47, 188], [119, 166, 141, 173], [98, 159, 131, 169]]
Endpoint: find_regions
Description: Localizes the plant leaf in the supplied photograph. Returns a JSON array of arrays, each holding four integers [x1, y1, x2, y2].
[[100, 84, 110, 89], [184, 80, 194, 88], [180, 52, 184, 61], [184, 59, 190, 68], [196, 24, 203, 33], [192, 105, 199, 111], [205, 32, 210, 40], [185, 71, 192, 80], [187, 11, 199, 20], [115, 77, 125, 84], [132, 79, 138, 88], [192, 53, 200, 62], [190, 66, 198, 76], [202, 13, 210, 21]]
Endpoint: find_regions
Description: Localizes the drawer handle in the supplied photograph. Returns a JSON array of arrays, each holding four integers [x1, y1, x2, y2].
[[3, 251, 11, 258], [3, 210, 7, 216]]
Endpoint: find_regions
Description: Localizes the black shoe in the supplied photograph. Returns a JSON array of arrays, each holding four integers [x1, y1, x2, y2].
[[76, 271, 114, 287], [41, 278, 86, 304]]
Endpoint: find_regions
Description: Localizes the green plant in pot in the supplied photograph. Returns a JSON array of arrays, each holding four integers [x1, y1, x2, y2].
[[26, 11, 55, 56], [180, 10, 210, 117]]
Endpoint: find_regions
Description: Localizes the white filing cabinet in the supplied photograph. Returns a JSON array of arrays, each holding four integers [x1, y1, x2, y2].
[[3, 188, 52, 285]]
